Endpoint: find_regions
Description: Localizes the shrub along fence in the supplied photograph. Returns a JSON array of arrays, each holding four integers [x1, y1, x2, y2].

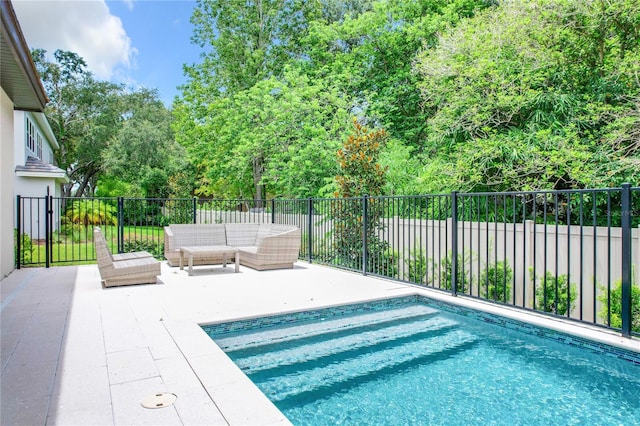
[[16, 184, 639, 338]]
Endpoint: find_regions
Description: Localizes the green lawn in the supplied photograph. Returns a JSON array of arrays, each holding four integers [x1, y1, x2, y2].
[[19, 225, 165, 266]]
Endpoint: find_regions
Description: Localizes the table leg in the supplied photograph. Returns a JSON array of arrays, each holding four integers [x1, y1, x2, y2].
[[188, 254, 194, 276], [179, 250, 184, 270]]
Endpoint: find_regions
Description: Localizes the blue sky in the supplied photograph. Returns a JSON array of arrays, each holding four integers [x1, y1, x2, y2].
[[13, 0, 203, 107]]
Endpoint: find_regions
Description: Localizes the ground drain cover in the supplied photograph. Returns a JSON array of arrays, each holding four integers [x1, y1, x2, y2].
[[141, 392, 177, 409]]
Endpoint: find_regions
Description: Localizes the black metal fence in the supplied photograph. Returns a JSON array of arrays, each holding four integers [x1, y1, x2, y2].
[[16, 184, 639, 337]]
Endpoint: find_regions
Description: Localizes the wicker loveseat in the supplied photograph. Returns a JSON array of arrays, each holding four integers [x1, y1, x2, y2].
[[164, 223, 301, 271]]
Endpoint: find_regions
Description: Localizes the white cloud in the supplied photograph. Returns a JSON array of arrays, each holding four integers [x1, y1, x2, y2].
[[12, 0, 137, 80]]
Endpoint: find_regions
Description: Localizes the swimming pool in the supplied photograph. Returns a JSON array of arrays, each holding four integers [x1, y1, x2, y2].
[[202, 296, 640, 425]]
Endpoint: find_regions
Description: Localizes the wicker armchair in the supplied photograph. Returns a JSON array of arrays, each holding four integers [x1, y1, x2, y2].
[[94, 227, 161, 288]]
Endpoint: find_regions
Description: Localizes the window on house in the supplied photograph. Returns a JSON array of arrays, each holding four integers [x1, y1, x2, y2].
[[36, 133, 43, 159], [26, 118, 36, 154], [25, 117, 45, 160]]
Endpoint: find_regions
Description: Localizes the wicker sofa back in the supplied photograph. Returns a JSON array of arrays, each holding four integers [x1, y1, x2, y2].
[[164, 223, 301, 270]]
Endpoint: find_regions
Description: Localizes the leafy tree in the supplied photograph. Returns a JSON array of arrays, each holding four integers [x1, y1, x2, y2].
[[175, 0, 639, 199], [177, 0, 491, 198], [95, 176, 143, 198], [180, 0, 340, 199], [175, 67, 349, 199], [319, 0, 372, 24], [332, 119, 394, 273], [379, 139, 421, 194], [102, 89, 192, 198], [413, 0, 640, 193], [301, 0, 491, 152], [34, 50, 187, 199], [335, 119, 387, 197], [33, 49, 125, 197], [188, 0, 318, 95]]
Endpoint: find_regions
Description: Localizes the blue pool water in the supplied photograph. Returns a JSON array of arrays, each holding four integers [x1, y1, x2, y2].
[[202, 297, 640, 425]]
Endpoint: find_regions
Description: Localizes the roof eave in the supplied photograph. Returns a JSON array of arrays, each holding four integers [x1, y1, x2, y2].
[[16, 170, 69, 183], [1, 0, 48, 111]]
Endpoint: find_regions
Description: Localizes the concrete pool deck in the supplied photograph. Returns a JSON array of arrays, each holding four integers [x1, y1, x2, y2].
[[2, 261, 639, 425]]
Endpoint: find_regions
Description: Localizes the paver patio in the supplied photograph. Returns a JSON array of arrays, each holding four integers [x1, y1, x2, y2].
[[1, 262, 417, 425], [2, 261, 639, 425]]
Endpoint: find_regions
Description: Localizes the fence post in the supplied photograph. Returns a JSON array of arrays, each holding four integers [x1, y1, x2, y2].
[[621, 183, 632, 337], [362, 195, 368, 276], [48, 194, 54, 266], [16, 195, 21, 269], [45, 194, 50, 268], [117, 197, 124, 253], [193, 197, 197, 224], [308, 198, 313, 263], [451, 191, 459, 296], [270, 199, 275, 224]]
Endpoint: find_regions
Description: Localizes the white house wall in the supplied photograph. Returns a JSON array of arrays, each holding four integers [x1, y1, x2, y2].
[[14, 110, 55, 165], [16, 177, 61, 238], [1, 87, 16, 278], [13, 109, 65, 240]]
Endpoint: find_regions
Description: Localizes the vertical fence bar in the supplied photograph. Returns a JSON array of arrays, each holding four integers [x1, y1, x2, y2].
[[621, 183, 632, 337], [521, 195, 527, 308], [496, 194, 498, 300], [193, 197, 197, 224], [460, 196, 465, 294], [554, 192, 559, 315], [451, 191, 458, 296], [567, 193, 572, 318], [16, 195, 21, 269], [48, 194, 54, 266], [607, 192, 612, 325], [271, 199, 276, 224], [593, 193, 598, 325], [477, 196, 482, 298], [362, 195, 368, 276], [512, 195, 517, 305], [464, 196, 469, 293], [484, 196, 489, 299], [117, 197, 124, 254], [433, 197, 437, 286], [543, 194, 548, 311], [308, 198, 313, 264], [502, 195, 507, 302], [44, 194, 50, 268], [579, 192, 584, 321]]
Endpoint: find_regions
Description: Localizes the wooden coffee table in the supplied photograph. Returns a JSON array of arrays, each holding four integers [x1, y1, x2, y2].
[[179, 246, 239, 276]]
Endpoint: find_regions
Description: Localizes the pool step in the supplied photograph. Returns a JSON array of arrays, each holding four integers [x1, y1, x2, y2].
[[215, 304, 439, 352], [253, 328, 478, 404], [235, 315, 459, 374]]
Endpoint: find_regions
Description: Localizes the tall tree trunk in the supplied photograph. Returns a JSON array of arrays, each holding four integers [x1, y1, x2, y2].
[[253, 155, 264, 208], [74, 167, 99, 197]]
